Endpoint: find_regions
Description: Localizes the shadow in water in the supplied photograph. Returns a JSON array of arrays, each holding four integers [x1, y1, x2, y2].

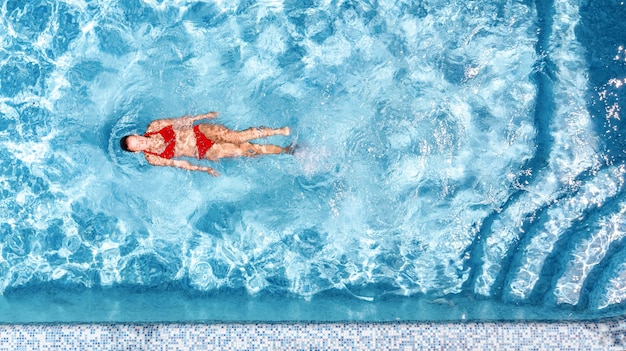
[[578, 1, 626, 166]]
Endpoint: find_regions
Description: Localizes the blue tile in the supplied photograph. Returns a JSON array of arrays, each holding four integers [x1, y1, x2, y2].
[[1, 321, 625, 350]]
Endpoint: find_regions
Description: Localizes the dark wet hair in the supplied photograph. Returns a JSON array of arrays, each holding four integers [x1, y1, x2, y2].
[[120, 135, 132, 152]]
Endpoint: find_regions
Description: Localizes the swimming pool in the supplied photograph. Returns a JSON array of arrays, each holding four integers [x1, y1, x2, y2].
[[0, 0, 625, 323]]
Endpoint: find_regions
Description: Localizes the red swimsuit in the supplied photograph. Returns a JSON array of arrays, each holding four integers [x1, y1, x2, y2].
[[144, 125, 177, 159], [144, 125, 214, 159], [193, 125, 214, 158]]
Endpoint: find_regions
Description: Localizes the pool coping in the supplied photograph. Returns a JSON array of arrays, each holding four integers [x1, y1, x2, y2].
[[1, 319, 626, 350]]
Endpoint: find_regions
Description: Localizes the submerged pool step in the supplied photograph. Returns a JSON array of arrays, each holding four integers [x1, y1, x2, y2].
[[590, 245, 626, 310], [469, 0, 625, 308], [504, 165, 625, 302], [554, 198, 626, 306]]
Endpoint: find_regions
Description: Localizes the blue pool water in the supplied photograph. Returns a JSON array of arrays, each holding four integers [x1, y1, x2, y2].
[[0, 0, 625, 322]]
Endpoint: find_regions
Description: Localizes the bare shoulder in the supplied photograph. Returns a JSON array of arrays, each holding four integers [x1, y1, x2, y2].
[[146, 119, 171, 133]]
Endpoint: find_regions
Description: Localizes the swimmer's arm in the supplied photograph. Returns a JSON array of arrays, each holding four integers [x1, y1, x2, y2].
[[190, 112, 218, 122], [147, 112, 219, 132], [145, 155, 220, 176]]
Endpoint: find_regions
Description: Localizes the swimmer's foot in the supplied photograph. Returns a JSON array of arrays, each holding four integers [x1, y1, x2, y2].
[[284, 145, 296, 155], [284, 135, 298, 155], [280, 127, 291, 136]]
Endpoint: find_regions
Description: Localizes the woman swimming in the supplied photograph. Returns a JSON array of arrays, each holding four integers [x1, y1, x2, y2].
[[120, 112, 293, 176]]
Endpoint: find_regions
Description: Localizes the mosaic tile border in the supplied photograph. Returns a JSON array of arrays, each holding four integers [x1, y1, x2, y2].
[[1, 320, 626, 350]]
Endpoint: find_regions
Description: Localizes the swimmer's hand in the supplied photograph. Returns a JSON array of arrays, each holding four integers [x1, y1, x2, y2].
[[194, 165, 219, 176], [191, 165, 220, 176], [205, 167, 220, 177]]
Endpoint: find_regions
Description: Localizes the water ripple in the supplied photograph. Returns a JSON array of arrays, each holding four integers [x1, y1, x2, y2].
[[0, 0, 624, 319]]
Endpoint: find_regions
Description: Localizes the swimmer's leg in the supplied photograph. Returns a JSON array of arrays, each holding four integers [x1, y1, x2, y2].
[[238, 142, 287, 157], [228, 127, 290, 143], [200, 125, 290, 143], [204, 142, 288, 160]]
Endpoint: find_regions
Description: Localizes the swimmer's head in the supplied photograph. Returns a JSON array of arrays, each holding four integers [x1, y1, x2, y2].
[[120, 135, 148, 152]]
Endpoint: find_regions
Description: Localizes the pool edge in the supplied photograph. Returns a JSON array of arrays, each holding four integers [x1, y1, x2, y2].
[[1, 319, 625, 350]]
